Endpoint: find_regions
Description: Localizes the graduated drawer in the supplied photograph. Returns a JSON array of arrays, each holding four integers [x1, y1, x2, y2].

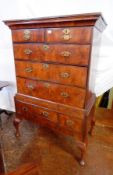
[[12, 29, 44, 42], [45, 27, 92, 44], [15, 61, 87, 88], [17, 77, 86, 108], [15, 100, 84, 134], [14, 44, 90, 66]]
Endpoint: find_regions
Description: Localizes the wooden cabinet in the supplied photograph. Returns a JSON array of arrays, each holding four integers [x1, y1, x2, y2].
[[4, 13, 107, 166]]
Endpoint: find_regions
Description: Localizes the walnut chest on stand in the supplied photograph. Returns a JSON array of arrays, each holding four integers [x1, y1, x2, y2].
[[4, 13, 107, 166]]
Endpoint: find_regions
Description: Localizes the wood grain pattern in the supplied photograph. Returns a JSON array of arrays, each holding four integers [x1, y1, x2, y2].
[[17, 77, 86, 108], [15, 61, 87, 88], [12, 29, 44, 42], [15, 100, 83, 135], [45, 27, 92, 44], [14, 44, 90, 66]]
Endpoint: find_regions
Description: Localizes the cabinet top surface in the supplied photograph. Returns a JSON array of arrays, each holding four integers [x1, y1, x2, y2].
[[4, 12, 107, 31]]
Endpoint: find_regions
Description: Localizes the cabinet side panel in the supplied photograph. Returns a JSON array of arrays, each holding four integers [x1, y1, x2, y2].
[[88, 27, 102, 94]]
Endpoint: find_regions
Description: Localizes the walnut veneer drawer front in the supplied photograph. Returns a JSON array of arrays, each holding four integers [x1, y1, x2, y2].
[[16, 61, 87, 88], [59, 114, 83, 134], [16, 100, 83, 134], [14, 44, 90, 66], [15, 100, 58, 123], [12, 29, 44, 42], [17, 77, 86, 108], [45, 27, 92, 43]]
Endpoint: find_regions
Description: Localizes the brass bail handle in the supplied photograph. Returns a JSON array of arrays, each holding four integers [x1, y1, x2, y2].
[[25, 67, 33, 73], [62, 28, 72, 41], [23, 30, 31, 40]]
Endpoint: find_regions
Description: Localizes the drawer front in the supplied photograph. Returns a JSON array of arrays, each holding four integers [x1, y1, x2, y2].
[[17, 77, 86, 108], [58, 114, 83, 134], [45, 27, 92, 44], [15, 100, 84, 134], [14, 44, 90, 66], [15, 100, 58, 123], [12, 29, 44, 42], [16, 61, 87, 88]]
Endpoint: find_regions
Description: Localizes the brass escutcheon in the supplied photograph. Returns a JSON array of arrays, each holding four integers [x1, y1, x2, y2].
[[42, 111, 49, 117], [23, 30, 31, 40], [63, 29, 70, 34], [23, 107, 28, 111], [43, 45, 49, 50], [62, 28, 71, 41]]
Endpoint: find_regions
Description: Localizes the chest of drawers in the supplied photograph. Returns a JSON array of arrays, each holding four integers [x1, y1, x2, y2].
[[4, 13, 106, 165]]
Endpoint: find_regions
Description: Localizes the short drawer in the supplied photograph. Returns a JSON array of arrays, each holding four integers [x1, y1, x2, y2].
[[15, 100, 58, 123], [12, 29, 44, 42], [45, 27, 92, 44], [14, 44, 90, 66], [15, 61, 87, 88], [58, 114, 83, 134], [17, 77, 86, 108]]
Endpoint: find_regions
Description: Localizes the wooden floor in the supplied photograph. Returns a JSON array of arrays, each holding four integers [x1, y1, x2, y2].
[[0, 108, 113, 175]]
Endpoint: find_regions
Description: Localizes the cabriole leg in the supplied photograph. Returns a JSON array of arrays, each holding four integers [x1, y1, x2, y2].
[[89, 105, 95, 136], [13, 117, 22, 137]]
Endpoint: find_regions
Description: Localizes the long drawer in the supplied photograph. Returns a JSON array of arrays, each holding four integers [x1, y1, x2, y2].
[[15, 61, 87, 88], [17, 77, 86, 108], [15, 100, 84, 134], [14, 44, 90, 66]]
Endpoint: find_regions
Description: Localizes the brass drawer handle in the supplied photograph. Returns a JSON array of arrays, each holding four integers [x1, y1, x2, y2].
[[60, 72, 70, 78], [43, 45, 49, 50], [66, 119, 74, 126], [61, 92, 69, 98], [42, 63, 49, 69], [62, 28, 71, 40], [61, 51, 71, 57], [25, 67, 33, 73], [24, 49, 32, 55], [42, 111, 49, 117], [62, 34, 72, 41], [27, 84, 34, 89], [23, 30, 31, 40]]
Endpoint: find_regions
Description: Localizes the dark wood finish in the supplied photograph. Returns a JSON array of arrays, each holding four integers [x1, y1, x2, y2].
[[45, 27, 92, 44], [4, 13, 107, 31], [17, 77, 86, 108], [14, 44, 90, 66], [15, 61, 87, 88], [4, 13, 107, 166], [12, 29, 44, 43]]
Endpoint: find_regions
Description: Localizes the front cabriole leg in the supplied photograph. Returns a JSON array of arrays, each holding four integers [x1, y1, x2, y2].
[[13, 117, 22, 137]]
